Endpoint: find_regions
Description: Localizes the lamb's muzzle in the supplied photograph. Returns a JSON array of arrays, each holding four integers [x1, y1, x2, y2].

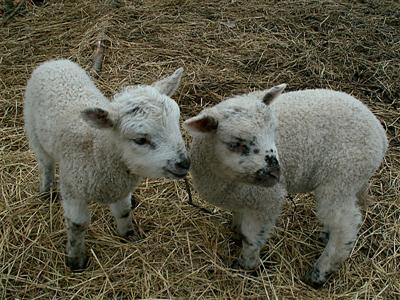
[[254, 165, 280, 185], [164, 154, 191, 178]]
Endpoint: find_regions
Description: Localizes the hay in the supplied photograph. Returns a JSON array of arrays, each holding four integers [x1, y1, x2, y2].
[[0, 0, 399, 298]]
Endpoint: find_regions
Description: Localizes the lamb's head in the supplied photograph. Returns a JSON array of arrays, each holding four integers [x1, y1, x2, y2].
[[185, 84, 286, 187], [82, 68, 190, 179]]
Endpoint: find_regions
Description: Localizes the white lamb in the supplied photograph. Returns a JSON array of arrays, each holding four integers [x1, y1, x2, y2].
[[184, 85, 388, 287], [24, 59, 190, 272]]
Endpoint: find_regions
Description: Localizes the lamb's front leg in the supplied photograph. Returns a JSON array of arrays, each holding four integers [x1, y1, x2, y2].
[[234, 208, 281, 270], [110, 193, 137, 238], [62, 197, 90, 272]]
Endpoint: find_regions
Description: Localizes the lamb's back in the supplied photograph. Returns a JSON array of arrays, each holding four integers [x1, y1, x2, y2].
[[271, 89, 387, 193], [24, 60, 108, 159]]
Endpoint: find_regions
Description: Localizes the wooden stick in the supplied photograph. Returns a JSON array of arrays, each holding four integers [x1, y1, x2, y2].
[[91, 40, 107, 77]]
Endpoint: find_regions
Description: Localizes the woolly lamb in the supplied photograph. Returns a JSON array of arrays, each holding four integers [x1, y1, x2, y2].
[[24, 59, 190, 271], [184, 85, 387, 287]]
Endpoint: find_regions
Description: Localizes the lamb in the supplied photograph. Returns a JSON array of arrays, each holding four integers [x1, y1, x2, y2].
[[184, 85, 388, 287], [24, 59, 190, 272]]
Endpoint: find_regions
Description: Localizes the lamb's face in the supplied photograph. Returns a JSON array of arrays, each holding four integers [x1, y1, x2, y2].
[[82, 68, 190, 179], [185, 84, 286, 187], [115, 86, 189, 179], [212, 104, 280, 186]]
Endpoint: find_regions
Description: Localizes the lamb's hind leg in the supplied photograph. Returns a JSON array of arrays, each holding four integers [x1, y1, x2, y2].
[[62, 195, 90, 272], [110, 193, 137, 238], [38, 152, 54, 193], [305, 190, 361, 288], [30, 140, 54, 193]]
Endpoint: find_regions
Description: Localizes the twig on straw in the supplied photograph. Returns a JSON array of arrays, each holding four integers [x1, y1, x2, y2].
[[184, 177, 213, 214]]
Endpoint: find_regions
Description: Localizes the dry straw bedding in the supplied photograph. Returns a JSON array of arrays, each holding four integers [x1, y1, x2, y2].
[[0, 0, 399, 299]]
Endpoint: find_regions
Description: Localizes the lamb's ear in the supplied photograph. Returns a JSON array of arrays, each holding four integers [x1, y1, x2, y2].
[[184, 114, 218, 133], [152, 67, 184, 96], [81, 107, 116, 129], [262, 84, 287, 105]]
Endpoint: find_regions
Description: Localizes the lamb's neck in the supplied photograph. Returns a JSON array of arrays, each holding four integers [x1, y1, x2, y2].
[[191, 136, 237, 200], [92, 130, 130, 177]]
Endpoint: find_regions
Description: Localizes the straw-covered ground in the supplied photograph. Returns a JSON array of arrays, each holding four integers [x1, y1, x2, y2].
[[0, 0, 399, 299]]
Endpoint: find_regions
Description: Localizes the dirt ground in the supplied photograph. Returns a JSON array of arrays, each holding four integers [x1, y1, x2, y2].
[[0, 0, 399, 299]]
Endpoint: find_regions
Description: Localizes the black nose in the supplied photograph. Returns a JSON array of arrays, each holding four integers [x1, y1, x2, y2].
[[265, 155, 279, 167], [175, 156, 191, 171]]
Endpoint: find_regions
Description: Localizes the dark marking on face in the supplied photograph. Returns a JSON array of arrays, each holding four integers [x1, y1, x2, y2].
[[225, 141, 248, 155], [241, 146, 250, 156], [148, 141, 156, 150], [249, 136, 257, 146], [265, 155, 279, 167], [225, 137, 253, 156], [253, 148, 260, 154]]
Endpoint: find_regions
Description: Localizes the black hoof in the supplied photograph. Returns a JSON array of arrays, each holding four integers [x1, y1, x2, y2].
[[66, 255, 89, 273], [230, 233, 242, 245], [230, 259, 259, 276], [231, 259, 241, 270], [119, 229, 139, 243], [303, 268, 327, 289]]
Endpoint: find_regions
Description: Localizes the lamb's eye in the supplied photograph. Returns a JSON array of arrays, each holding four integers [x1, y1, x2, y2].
[[227, 142, 248, 154], [133, 137, 149, 145], [228, 142, 240, 151]]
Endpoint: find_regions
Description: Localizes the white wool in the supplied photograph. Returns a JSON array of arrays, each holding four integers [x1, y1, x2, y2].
[[24, 59, 187, 271], [185, 86, 387, 287]]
